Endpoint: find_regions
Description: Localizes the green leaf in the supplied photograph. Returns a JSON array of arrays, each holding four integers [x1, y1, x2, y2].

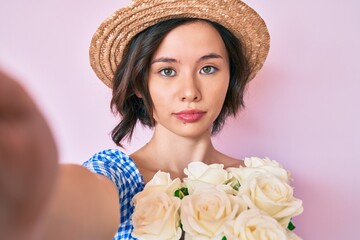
[[174, 187, 189, 199], [223, 177, 240, 191], [222, 236, 227, 240], [174, 189, 181, 198], [288, 219, 296, 231], [230, 179, 240, 191]]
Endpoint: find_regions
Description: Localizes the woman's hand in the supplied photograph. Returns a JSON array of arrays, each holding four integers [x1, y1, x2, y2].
[[0, 69, 58, 240], [0, 70, 120, 240]]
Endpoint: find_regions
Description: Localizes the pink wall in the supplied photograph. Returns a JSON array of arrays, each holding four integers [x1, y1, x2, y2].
[[1, 0, 359, 239]]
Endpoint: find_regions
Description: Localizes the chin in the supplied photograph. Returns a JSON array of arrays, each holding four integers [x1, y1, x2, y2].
[[175, 125, 212, 139]]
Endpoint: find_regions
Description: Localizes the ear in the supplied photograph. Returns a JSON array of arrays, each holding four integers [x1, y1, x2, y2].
[[134, 89, 142, 98]]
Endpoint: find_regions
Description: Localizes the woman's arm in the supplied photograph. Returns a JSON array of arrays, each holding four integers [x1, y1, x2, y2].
[[43, 164, 120, 240], [0, 70, 119, 240]]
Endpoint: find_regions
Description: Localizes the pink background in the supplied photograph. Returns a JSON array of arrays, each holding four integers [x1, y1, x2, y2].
[[1, 0, 359, 239]]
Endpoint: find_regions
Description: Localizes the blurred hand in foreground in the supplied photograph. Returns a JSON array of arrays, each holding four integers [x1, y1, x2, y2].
[[0, 69, 58, 240]]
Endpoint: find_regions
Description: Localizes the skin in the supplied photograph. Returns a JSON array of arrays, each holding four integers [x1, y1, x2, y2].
[[0, 70, 58, 239], [0, 70, 119, 240], [131, 21, 243, 183], [0, 20, 243, 239]]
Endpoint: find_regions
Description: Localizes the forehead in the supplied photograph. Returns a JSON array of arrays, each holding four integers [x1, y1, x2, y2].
[[152, 20, 228, 60]]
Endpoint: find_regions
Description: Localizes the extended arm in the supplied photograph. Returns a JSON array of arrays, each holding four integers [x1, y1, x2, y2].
[[0, 70, 119, 240]]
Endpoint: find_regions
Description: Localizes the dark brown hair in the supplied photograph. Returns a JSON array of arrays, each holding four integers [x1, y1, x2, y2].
[[110, 18, 250, 147]]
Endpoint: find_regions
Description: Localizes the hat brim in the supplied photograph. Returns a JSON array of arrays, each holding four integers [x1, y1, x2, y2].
[[89, 0, 270, 87]]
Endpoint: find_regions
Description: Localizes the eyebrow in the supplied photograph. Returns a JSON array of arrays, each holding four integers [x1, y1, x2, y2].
[[151, 53, 224, 65], [151, 57, 178, 64], [198, 53, 224, 63]]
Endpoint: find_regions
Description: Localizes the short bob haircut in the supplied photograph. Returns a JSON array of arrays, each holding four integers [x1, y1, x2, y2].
[[110, 18, 250, 147]]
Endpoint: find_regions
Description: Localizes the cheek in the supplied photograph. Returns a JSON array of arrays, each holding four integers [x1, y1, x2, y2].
[[150, 88, 169, 112], [208, 78, 229, 105], [148, 86, 174, 123], [148, 81, 161, 110], [212, 82, 230, 116]]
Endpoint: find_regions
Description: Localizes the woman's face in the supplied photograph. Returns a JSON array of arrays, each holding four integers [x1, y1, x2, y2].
[[148, 21, 230, 139]]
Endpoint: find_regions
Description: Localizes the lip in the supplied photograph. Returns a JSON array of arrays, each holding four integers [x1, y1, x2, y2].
[[173, 109, 206, 123]]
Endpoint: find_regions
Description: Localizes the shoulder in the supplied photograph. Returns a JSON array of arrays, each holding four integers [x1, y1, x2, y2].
[[83, 149, 144, 192], [83, 149, 137, 172], [84, 149, 137, 171], [216, 151, 244, 168], [87, 149, 131, 162]]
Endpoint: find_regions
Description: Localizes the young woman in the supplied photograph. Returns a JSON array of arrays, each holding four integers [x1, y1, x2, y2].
[[0, 0, 270, 239]]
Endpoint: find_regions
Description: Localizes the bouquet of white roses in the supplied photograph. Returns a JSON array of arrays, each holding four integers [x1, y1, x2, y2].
[[131, 157, 303, 240]]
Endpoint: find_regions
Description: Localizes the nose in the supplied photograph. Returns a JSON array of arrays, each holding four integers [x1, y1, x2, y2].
[[179, 74, 201, 102]]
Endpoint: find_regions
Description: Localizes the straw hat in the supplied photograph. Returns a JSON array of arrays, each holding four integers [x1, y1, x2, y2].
[[89, 0, 270, 87]]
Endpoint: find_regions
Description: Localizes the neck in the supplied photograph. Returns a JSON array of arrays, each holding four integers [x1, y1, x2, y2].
[[137, 125, 219, 179]]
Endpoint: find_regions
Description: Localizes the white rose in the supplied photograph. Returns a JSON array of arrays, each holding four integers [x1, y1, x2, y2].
[[132, 189, 182, 240], [181, 187, 247, 240], [228, 157, 290, 184], [224, 209, 288, 240], [145, 171, 182, 195], [239, 173, 303, 227], [183, 162, 233, 194]]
